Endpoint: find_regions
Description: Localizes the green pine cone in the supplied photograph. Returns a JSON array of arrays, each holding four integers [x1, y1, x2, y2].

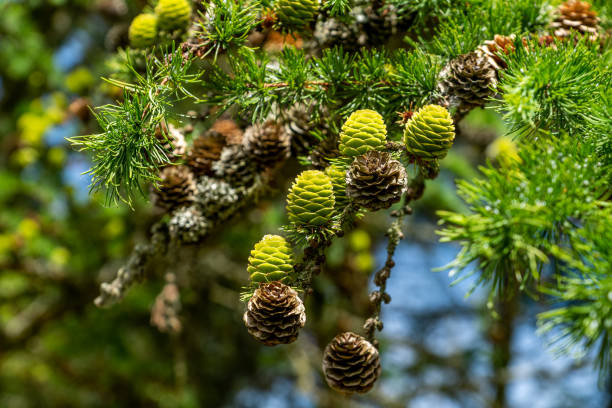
[[339, 109, 387, 157], [325, 163, 348, 209], [155, 0, 192, 32], [128, 14, 158, 48], [403, 105, 455, 161], [275, 0, 319, 30], [287, 170, 335, 227], [247, 235, 294, 284]]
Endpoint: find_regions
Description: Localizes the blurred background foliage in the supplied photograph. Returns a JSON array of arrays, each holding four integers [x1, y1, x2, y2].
[[0, 0, 610, 407]]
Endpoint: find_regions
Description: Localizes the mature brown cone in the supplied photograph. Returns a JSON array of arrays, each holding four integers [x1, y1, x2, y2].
[[346, 150, 407, 211], [212, 144, 258, 186], [477, 34, 516, 71], [187, 131, 226, 176], [243, 120, 291, 169], [152, 165, 196, 211], [210, 118, 244, 145], [551, 0, 599, 40], [322, 332, 381, 394], [439, 52, 497, 113], [243, 281, 306, 346]]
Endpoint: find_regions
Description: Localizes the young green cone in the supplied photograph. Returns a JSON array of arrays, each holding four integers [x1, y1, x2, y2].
[[339, 110, 387, 157], [128, 14, 158, 48], [247, 235, 294, 285], [403, 105, 455, 161], [275, 0, 319, 30], [155, 0, 192, 32], [286, 170, 335, 227]]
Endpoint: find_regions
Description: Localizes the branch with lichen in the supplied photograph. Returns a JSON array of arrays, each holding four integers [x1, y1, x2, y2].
[[94, 167, 278, 307], [95, 223, 169, 307]]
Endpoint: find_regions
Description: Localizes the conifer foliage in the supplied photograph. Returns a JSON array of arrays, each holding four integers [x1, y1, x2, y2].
[[75, 0, 611, 395]]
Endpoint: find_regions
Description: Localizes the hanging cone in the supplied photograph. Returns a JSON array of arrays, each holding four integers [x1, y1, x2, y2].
[[403, 104, 455, 161], [322, 332, 381, 394], [187, 131, 226, 176], [247, 235, 294, 285], [243, 120, 291, 170], [346, 150, 407, 211], [128, 14, 158, 48], [243, 281, 306, 346], [155, 0, 192, 32], [286, 170, 335, 227], [274, 0, 319, 31], [339, 109, 387, 157], [439, 52, 497, 113]]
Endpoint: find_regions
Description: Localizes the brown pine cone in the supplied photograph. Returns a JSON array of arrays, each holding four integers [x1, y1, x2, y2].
[[477, 34, 516, 71], [551, 0, 599, 40], [187, 131, 226, 176], [152, 165, 196, 212], [211, 119, 244, 145], [212, 144, 258, 186], [439, 52, 498, 113], [243, 120, 291, 170], [346, 150, 407, 211], [243, 281, 306, 346], [322, 332, 381, 394]]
